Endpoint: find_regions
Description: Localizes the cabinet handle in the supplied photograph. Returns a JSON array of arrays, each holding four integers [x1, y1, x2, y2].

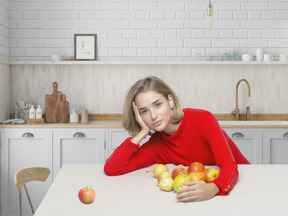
[[283, 132, 288, 138], [73, 132, 85, 138], [231, 132, 244, 138], [22, 132, 34, 138]]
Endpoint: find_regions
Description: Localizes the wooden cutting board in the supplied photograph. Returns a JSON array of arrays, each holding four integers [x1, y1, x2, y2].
[[45, 82, 69, 123]]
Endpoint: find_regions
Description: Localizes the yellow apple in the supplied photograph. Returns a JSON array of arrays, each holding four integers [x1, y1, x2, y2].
[[157, 171, 172, 183], [147, 164, 168, 178], [203, 168, 219, 183], [158, 177, 174, 192], [172, 174, 191, 192]]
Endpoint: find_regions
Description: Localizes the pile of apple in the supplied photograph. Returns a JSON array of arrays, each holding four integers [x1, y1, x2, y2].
[[150, 162, 219, 192]]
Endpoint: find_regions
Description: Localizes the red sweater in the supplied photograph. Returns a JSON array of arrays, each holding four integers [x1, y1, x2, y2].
[[104, 108, 250, 195]]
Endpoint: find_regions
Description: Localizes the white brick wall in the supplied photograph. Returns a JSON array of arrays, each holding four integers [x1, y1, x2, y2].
[[2, 0, 288, 61], [0, 0, 9, 60]]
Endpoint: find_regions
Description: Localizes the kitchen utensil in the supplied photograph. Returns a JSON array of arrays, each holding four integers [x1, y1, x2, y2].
[[45, 82, 69, 123], [45, 82, 59, 123]]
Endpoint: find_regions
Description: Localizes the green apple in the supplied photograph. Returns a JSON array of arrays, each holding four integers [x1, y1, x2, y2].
[[158, 177, 174, 192], [172, 174, 191, 192]]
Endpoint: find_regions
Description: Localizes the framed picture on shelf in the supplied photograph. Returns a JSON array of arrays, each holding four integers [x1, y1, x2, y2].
[[74, 34, 97, 60]]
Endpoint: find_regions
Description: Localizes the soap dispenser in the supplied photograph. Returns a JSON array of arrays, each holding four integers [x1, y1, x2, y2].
[[36, 104, 42, 119], [29, 104, 36, 119]]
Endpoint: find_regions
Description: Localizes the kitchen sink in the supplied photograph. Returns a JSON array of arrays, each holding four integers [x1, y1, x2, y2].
[[218, 121, 288, 126]]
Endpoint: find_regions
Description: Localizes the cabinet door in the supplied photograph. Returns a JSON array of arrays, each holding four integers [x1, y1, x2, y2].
[[108, 128, 150, 157], [0, 130, 53, 216], [263, 130, 288, 164], [224, 129, 263, 164], [53, 129, 107, 178]]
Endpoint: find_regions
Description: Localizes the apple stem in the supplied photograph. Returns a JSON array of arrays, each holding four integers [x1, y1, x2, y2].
[[146, 171, 153, 173]]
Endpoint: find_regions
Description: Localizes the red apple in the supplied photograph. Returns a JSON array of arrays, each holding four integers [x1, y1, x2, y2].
[[157, 171, 171, 183], [172, 174, 191, 192], [172, 167, 188, 180], [188, 162, 205, 173], [188, 171, 205, 182], [203, 168, 219, 183], [78, 186, 96, 204]]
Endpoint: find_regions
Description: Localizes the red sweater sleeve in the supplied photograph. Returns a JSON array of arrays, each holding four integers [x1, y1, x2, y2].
[[104, 138, 157, 176], [199, 111, 241, 195]]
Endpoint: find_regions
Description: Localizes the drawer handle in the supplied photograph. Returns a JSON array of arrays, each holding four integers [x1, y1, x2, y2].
[[231, 132, 244, 138], [283, 132, 288, 138], [73, 132, 85, 138], [22, 132, 34, 138]]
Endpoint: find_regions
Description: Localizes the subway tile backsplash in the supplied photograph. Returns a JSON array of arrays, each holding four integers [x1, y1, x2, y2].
[[0, 0, 288, 61]]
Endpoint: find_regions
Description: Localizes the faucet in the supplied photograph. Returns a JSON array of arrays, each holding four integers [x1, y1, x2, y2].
[[231, 79, 251, 121]]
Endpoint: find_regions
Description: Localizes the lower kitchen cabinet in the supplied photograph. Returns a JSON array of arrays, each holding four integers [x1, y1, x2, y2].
[[223, 129, 263, 164], [53, 129, 108, 178], [263, 130, 288, 164], [0, 129, 53, 216], [1, 126, 288, 216]]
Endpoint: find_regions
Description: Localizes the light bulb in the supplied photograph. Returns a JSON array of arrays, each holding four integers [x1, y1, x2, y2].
[[206, 0, 214, 31], [206, 16, 214, 31]]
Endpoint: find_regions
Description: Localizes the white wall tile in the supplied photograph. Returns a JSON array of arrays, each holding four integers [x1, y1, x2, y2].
[[0, 0, 287, 61]]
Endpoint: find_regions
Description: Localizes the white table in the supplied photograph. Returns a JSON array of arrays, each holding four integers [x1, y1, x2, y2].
[[34, 164, 288, 216]]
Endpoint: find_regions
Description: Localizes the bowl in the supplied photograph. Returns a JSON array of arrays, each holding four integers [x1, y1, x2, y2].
[[51, 54, 61, 61]]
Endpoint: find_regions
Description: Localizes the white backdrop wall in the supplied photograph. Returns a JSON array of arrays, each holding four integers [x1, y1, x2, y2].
[[6, 0, 288, 61]]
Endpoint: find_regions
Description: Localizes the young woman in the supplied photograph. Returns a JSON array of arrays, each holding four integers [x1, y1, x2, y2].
[[104, 76, 249, 202]]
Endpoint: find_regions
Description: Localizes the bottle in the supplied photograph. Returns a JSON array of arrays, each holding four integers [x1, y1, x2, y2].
[[29, 104, 36, 119], [36, 104, 42, 119], [70, 109, 79, 123]]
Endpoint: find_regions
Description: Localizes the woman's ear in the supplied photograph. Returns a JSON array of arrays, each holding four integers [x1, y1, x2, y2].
[[168, 94, 174, 109]]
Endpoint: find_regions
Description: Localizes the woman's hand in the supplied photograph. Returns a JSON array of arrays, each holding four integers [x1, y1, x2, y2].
[[130, 102, 151, 144], [132, 102, 150, 134], [176, 182, 220, 202]]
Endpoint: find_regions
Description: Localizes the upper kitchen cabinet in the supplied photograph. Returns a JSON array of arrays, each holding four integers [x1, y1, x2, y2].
[[0, 129, 53, 216], [52, 129, 108, 178]]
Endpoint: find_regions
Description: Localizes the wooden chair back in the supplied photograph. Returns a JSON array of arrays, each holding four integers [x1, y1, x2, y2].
[[14, 167, 50, 194]]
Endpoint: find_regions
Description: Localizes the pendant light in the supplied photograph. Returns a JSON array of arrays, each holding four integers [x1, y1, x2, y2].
[[206, 0, 214, 31]]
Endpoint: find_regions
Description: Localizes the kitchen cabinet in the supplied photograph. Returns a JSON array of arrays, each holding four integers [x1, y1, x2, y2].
[[0, 129, 53, 216], [263, 130, 288, 164], [223, 129, 263, 164], [108, 128, 150, 157], [53, 129, 108, 178]]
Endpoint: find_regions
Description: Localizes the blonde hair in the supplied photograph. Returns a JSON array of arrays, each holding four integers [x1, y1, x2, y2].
[[122, 76, 183, 137]]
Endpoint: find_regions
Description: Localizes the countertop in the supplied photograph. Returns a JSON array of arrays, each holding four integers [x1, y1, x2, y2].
[[1, 120, 288, 128], [34, 164, 288, 216]]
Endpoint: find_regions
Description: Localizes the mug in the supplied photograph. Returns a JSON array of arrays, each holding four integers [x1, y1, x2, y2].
[[242, 54, 253, 61], [263, 54, 274, 61], [256, 49, 263, 61], [279, 54, 287, 62]]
